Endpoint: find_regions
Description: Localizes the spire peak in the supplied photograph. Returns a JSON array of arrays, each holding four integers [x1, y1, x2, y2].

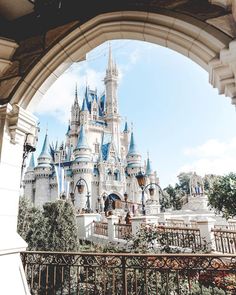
[[128, 131, 138, 155], [123, 121, 129, 133], [108, 43, 112, 64], [37, 132, 51, 167], [76, 125, 89, 149], [81, 96, 89, 112], [27, 153, 35, 171], [146, 156, 153, 176], [39, 133, 50, 158], [75, 83, 78, 101]]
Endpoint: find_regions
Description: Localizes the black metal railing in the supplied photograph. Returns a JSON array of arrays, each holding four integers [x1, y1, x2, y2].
[[21, 251, 236, 295]]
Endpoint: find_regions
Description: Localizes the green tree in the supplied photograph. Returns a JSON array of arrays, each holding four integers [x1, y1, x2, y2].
[[208, 173, 236, 219], [18, 198, 78, 251], [43, 200, 78, 251], [177, 172, 193, 194], [203, 174, 220, 194], [17, 196, 46, 250], [163, 184, 183, 210]]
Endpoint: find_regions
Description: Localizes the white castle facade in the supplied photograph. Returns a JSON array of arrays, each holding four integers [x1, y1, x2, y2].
[[23, 48, 160, 214]]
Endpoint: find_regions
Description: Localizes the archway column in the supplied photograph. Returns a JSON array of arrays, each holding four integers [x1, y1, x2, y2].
[[209, 39, 236, 103], [0, 103, 37, 294]]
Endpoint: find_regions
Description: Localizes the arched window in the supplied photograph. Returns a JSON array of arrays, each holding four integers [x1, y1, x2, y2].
[[114, 169, 120, 181], [107, 169, 112, 180]]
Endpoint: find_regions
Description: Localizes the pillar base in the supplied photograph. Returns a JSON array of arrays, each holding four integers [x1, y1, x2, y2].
[[0, 233, 30, 294]]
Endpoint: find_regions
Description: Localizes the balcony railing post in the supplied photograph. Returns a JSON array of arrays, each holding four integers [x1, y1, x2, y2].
[[131, 216, 159, 235], [76, 213, 101, 239], [197, 217, 216, 251], [107, 215, 119, 241]]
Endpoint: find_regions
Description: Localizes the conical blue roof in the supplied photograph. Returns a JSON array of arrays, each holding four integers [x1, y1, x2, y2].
[[39, 133, 50, 158], [146, 157, 152, 176], [123, 121, 129, 132], [76, 125, 89, 149], [28, 153, 35, 169], [128, 132, 138, 155], [81, 97, 89, 112]]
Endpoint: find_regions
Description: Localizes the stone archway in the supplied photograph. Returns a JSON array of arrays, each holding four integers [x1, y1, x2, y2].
[[7, 11, 236, 112], [104, 193, 121, 212], [1, 7, 236, 294]]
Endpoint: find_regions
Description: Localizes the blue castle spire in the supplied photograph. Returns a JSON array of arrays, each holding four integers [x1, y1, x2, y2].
[[123, 121, 129, 132], [128, 132, 138, 155], [146, 156, 152, 176], [37, 132, 51, 168], [39, 133, 50, 158], [76, 125, 89, 149], [28, 153, 35, 170], [81, 97, 89, 112]]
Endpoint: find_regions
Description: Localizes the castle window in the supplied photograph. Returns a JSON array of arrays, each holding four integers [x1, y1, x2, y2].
[[95, 143, 99, 154], [114, 170, 120, 181], [107, 169, 112, 180]]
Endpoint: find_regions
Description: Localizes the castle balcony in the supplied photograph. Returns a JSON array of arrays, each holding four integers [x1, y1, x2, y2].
[[103, 180, 123, 191], [21, 251, 236, 294]]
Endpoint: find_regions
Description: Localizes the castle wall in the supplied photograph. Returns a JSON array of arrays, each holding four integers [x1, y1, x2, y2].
[[34, 176, 51, 208]]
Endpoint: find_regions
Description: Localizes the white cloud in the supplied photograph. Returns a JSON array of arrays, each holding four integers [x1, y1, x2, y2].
[[35, 64, 104, 124], [35, 42, 144, 123], [178, 137, 236, 177]]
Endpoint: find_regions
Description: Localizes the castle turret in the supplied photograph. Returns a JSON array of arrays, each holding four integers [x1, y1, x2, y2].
[[80, 93, 90, 126], [70, 85, 80, 148], [146, 156, 153, 176], [91, 95, 99, 121], [126, 132, 142, 172], [126, 131, 142, 204], [28, 153, 35, 172], [23, 153, 36, 202], [34, 133, 52, 207], [122, 120, 130, 158], [72, 125, 92, 209], [104, 46, 121, 157]]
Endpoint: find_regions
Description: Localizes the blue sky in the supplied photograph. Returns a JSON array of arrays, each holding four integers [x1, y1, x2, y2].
[[34, 40, 236, 187]]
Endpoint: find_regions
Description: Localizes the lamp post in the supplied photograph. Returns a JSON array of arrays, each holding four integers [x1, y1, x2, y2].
[[71, 178, 91, 213], [136, 171, 163, 215], [97, 196, 102, 213], [124, 192, 128, 212]]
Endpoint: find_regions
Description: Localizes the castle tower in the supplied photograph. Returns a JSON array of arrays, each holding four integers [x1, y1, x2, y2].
[[70, 85, 80, 148], [122, 120, 130, 159], [126, 131, 142, 174], [34, 133, 52, 207], [146, 155, 156, 182], [126, 131, 142, 204], [80, 94, 90, 126], [104, 46, 121, 157], [72, 125, 92, 209], [91, 95, 99, 121], [23, 153, 36, 202]]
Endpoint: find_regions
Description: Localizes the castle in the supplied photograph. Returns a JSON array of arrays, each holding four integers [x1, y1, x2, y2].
[[23, 47, 160, 214]]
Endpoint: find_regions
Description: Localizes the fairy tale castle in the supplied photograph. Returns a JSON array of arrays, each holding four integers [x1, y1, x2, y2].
[[23, 48, 160, 214]]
